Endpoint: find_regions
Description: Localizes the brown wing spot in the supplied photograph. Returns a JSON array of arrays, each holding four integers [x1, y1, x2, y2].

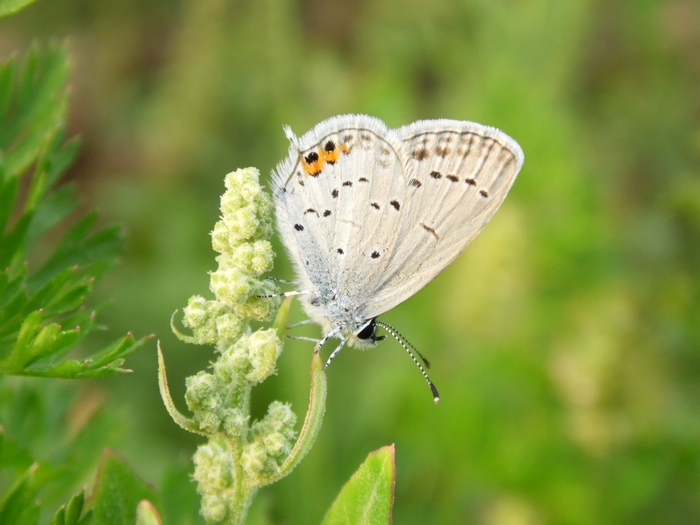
[[413, 149, 430, 161], [465, 178, 477, 186], [430, 171, 442, 179], [447, 175, 459, 182], [479, 189, 489, 198], [390, 200, 400, 210], [332, 189, 339, 198], [371, 202, 380, 210], [436, 146, 451, 157], [409, 179, 422, 187], [298, 179, 305, 186], [359, 177, 369, 183], [371, 251, 380, 259], [361, 133, 372, 142], [323, 210, 331, 217], [294, 224, 304, 231], [343, 134, 354, 142], [420, 222, 439, 240], [337, 248, 344, 254], [304, 208, 318, 215], [342, 181, 353, 187], [380, 146, 390, 155]]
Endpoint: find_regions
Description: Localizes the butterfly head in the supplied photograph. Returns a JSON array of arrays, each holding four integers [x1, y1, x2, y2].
[[344, 317, 386, 350]]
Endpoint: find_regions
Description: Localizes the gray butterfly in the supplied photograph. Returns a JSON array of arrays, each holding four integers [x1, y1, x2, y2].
[[272, 114, 524, 401]]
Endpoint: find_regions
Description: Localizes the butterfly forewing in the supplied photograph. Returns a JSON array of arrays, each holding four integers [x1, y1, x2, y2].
[[273, 116, 409, 321]]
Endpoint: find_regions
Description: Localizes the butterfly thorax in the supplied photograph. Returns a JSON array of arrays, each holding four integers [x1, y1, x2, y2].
[[298, 286, 377, 349]]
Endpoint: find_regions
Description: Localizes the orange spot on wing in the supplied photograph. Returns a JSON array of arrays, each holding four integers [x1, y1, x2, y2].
[[302, 148, 325, 176], [322, 148, 340, 164]]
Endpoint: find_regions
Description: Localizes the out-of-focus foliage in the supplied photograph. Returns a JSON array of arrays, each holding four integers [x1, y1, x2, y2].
[[0, 0, 36, 19], [0, 46, 148, 378], [0, 38, 153, 523], [2, 0, 698, 524]]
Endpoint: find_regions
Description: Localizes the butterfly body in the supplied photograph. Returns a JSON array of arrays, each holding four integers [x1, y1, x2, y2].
[[272, 114, 523, 354]]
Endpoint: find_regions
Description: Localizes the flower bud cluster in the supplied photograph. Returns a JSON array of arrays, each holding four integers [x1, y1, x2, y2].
[[170, 167, 301, 523], [241, 401, 297, 477], [193, 441, 235, 522], [180, 168, 280, 350]]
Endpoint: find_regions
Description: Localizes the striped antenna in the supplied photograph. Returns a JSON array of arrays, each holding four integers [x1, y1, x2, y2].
[[376, 320, 440, 404]]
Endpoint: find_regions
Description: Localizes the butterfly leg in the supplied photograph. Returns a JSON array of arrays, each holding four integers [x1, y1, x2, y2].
[[257, 289, 312, 299], [287, 335, 321, 344], [265, 276, 300, 285], [323, 336, 347, 370], [287, 319, 315, 330]]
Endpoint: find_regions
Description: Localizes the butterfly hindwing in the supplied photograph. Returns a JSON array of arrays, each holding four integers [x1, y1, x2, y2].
[[359, 119, 524, 318]]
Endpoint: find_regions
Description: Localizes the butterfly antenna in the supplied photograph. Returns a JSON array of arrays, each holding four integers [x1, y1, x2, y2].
[[376, 321, 440, 404], [377, 321, 432, 369]]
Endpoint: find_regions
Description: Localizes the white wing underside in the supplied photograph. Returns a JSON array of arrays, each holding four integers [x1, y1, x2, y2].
[[272, 114, 524, 330]]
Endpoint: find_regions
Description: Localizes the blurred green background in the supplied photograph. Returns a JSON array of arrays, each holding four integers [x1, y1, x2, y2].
[[2, 0, 700, 523]]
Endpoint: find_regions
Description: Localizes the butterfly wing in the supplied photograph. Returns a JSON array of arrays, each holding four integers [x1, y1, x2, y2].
[[272, 115, 410, 326], [359, 119, 524, 318]]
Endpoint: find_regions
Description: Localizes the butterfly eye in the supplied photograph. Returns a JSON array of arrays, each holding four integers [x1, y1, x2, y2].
[[357, 318, 377, 340]]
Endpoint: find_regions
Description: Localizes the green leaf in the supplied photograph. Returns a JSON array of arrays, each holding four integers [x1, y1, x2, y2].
[[135, 500, 163, 525], [258, 350, 327, 487], [0, 47, 68, 182], [0, 0, 37, 19], [157, 342, 202, 435], [30, 213, 123, 290], [52, 489, 95, 525], [0, 308, 150, 377], [0, 463, 40, 525], [88, 451, 160, 525], [321, 445, 396, 525], [0, 47, 143, 380]]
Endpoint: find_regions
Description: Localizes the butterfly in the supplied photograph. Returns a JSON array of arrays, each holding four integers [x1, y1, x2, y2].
[[271, 115, 524, 401]]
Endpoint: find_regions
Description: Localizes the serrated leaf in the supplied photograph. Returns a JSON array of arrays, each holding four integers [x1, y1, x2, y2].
[[0, 0, 37, 19], [8, 46, 67, 136], [89, 451, 159, 525], [321, 445, 396, 525], [52, 489, 86, 525], [0, 46, 141, 380], [30, 215, 123, 289], [65, 491, 85, 524]]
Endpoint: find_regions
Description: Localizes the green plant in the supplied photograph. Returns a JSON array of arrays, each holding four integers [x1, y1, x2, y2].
[[0, 12, 152, 523], [159, 168, 396, 524]]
